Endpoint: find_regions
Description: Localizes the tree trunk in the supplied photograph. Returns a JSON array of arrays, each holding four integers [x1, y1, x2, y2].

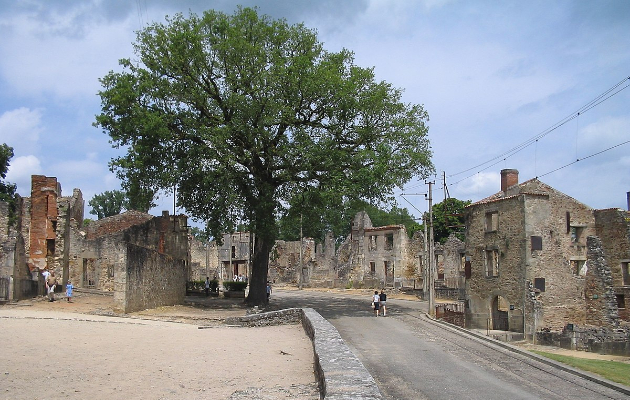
[[246, 234, 273, 306]]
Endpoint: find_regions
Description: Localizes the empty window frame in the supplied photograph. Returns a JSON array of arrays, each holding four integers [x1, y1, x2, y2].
[[385, 233, 394, 250], [485, 249, 499, 277], [46, 239, 55, 256], [531, 236, 542, 251], [370, 261, 376, 275], [534, 278, 545, 292], [368, 235, 378, 252], [570, 226, 585, 244], [485, 211, 498, 232], [622, 261, 630, 286], [571, 259, 587, 276], [616, 294, 625, 309]]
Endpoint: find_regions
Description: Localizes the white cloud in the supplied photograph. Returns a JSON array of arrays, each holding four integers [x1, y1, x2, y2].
[[578, 116, 630, 156], [0, 8, 135, 101], [0, 108, 43, 153], [6, 155, 42, 195], [454, 172, 500, 200]]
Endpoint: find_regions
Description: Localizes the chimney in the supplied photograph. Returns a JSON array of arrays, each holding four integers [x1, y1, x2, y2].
[[500, 169, 519, 193]]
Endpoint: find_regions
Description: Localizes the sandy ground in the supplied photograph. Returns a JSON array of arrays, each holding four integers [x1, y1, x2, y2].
[[0, 292, 319, 400]]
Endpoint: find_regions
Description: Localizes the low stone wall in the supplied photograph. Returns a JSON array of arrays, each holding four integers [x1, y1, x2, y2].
[[537, 325, 630, 356], [225, 308, 383, 399]]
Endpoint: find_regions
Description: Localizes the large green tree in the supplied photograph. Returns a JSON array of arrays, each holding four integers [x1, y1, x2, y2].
[[95, 8, 433, 306]]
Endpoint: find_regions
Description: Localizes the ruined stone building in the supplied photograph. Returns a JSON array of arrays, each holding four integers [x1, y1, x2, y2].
[[78, 210, 189, 312], [463, 169, 628, 339], [0, 175, 190, 312]]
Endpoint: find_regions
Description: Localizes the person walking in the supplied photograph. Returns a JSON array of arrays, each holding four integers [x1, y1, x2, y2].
[[372, 290, 381, 317], [66, 280, 74, 302], [379, 289, 387, 316], [204, 277, 211, 296], [266, 281, 272, 302]]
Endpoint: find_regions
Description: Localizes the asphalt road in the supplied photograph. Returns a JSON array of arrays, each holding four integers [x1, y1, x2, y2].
[[270, 289, 628, 400]]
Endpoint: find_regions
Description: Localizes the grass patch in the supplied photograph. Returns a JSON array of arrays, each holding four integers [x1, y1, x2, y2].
[[531, 350, 630, 386]]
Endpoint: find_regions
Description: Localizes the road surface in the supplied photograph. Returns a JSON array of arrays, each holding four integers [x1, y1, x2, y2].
[[270, 289, 628, 400]]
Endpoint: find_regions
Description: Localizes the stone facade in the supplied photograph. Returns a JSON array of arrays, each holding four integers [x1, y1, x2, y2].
[[464, 169, 629, 338], [0, 175, 190, 313], [594, 208, 630, 321], [188, 235, 218, 281]]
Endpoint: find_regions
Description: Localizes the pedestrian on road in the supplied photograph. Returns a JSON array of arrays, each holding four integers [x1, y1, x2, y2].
[[379, 289, 387, 316], [372, 290, 381, 316], [266, 281, 272, 302], [204, 277, 210, 296], [66, 280, 74, 302]]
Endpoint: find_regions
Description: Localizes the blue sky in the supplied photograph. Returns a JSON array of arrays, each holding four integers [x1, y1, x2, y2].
[[1, 0, 629, 223]]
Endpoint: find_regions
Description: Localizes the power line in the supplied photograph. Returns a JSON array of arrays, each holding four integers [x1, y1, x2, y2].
[[448, 76, 630, 179], [537, 140, 630, 179]]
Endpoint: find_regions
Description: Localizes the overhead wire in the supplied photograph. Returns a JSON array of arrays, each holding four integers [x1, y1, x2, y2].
[[447, 76, 630, 181]]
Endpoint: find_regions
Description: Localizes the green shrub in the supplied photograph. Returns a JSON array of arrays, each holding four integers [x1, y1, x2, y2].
[[187, 279, 219, 292], [223, 281, 248, 291]]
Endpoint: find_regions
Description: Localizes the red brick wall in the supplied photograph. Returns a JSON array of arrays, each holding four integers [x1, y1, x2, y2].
[[28, 175, 60, 272], [85, 211, 154, 240]]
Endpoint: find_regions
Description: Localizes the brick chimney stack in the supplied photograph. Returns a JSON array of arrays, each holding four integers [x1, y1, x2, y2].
[[500, 169, 519, 193]]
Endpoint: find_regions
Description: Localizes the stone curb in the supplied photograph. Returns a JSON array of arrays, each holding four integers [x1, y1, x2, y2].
[[425, 313, 630, 396], [224, 308, 383, 400]]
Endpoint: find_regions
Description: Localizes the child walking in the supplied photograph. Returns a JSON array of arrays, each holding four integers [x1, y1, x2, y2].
[[66, 280, 74, 302]]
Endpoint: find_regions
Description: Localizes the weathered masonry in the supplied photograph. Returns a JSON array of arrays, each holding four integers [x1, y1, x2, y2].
[[463, 169, 629, 340]]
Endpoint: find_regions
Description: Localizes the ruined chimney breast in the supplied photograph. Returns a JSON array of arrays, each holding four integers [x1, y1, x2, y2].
[[500, 169, 519, 193]]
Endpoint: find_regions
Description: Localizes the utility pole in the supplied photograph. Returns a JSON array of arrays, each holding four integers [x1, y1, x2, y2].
[[427, 181, 435, 317], [299, 213, 303, 290]]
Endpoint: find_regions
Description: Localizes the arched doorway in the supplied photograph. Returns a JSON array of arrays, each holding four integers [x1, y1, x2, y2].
[[492, 295, 509, 331]]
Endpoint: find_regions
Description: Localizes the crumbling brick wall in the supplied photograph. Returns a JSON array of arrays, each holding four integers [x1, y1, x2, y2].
[[85, 210, 153, 240]]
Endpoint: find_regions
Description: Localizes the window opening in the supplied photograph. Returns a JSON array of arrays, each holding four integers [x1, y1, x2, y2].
[[616, 294, 625, 309], [531, 236, 542, 251], [571, 259, 587, 276], [534, 278, 545, 292], [622, 261, 630, 286], [485, 249, 499, 277], [368, 235, 378, 252], [46, 239, 55, 256], [385, 233, 394, 250], [485, 211, 498, 232]]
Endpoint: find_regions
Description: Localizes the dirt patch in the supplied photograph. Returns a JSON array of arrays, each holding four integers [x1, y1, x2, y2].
[[0, 292, 319, 400]]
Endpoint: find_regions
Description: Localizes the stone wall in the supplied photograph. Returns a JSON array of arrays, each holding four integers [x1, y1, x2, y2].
[[584, 236, 619, 327], [188, 236, 218, 281], [114, 242, 187, 313], [465, 195, 527, 330], [465, 176, 598, 333]]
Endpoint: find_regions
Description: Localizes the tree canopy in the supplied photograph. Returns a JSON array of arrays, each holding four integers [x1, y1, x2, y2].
[[95, 7, 433, 305], [278, 198, 420, 244], [0, 144, 17, 226], [88, 190, 128, 219], [431, 197, 470, 243]]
